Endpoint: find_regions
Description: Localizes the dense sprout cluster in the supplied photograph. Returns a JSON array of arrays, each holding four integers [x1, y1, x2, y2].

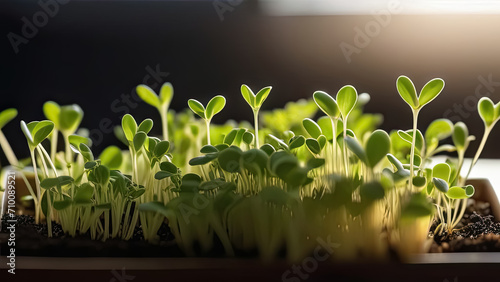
[[0, 75, 499, 261]]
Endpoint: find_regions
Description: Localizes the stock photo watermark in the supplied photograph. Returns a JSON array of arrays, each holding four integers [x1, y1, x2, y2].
[[109, 267, 135, 282], [281, 235, 340, 282], [7, 0, 70, 54], [213, 0, 243, 21], [443, 74, 500, 122], [89, 64, 169, 146], [4, 171, 17, 275], [339, 0, 402, 63]]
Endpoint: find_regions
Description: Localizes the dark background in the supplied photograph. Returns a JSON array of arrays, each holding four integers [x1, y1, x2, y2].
[[1, 0, 500, 165]]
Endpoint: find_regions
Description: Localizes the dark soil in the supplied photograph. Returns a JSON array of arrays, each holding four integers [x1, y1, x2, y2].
[[430, 199, 500, 252], [0, 214, 187, 257]]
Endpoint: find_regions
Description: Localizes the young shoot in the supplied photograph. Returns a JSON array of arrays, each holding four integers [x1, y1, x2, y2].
[[136, 82, 174, 141], [20, 120, 55, 225], [188, 95, 226, 145], [464, 97, 500, 180], [396, 75, 445, 192], [241, 84, 272, 148]]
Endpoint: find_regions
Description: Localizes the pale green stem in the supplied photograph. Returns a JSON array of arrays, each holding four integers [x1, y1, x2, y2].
[[342, 117, 349, 176], [409, 110, 420, 192], [29, 150, 41, 224], [50, 129, 58, 164], [38, 146, 59, 177], [205, 119, 211, 145], [330, 118, 337, 174], [253, 109, 260, 148], [465, 126, 491, 181], [160, 106, 169, 141], [0, 130, 18, 166]]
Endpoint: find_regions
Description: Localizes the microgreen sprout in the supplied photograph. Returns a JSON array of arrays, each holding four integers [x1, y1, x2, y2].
[[241, 84, 272, 148], [188, 95, 226, 145], [396, 75, 445, 191], [136, 82, 174, 140], [5, 75, 496, 261]]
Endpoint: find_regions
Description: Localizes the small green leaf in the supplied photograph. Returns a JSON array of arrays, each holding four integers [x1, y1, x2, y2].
[[136, 84, 160, 108], [69, 134, 92, 148], [53, 200, 72, 210], [122, 114, 137, 142], [425, 119, 453, 146], [446, 185, 474, 199], [160, 82, 174, 106], [289, 135, 305, 150], [365, 129, 390, 168], [75, 183, 94, 203], [155, 171, 175, 180], [396, 75, 418, 109], [433, 177, 449, 193], [188, 99, 206, 119], [138, 119, 154, 134], [242, 131, 254, 145], [224, 129, 238, 145], [85, 161, 97, 169], [205, 95, 226, 120], [302, 118, 322, 139], [200, 144, 218, 154], [452, 122, 469, 150], [42, 102, 60, 127], [412, 176, 427, 187], [189, 154, 217, 166], [241, 84, 256, 108], [79, 143, 94, 161], [260, 144, 275, 156], [242, 149, 269, 175], [317, 116, 333, 141], [99, 146, 122, 170], [306, 138, 321, 155], [336, 85, 358, 120], [255, 86, 272, 108], [154, 140, 170, 157], [307, 158, 325, 169], [160, 161, 178, 174], [33, 120, 54, 146], [313, 91, 340, 119], [133, 131, 147, 151], [478, 97, 497, 126], [59, 105, 83, 134], [218, 146, 242, 173], [418, 78, 445, 108], [345, 136, 367, 164], [433, 163, 451, 182], [94, 165, 110, 186], [0, 108, 18, 129]]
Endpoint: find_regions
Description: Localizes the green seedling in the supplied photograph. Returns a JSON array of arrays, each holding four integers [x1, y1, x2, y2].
[[241, 84, 272, 148], [464, 97, 500, 180], [20, 120, 55, 227], [396, 76, 445, 191], [337, 85, 358, 175], [188, 95, 226, 145], [0, 108, 19, 166], [136, 82, 174, 140], [43, 102, 84, 165]]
